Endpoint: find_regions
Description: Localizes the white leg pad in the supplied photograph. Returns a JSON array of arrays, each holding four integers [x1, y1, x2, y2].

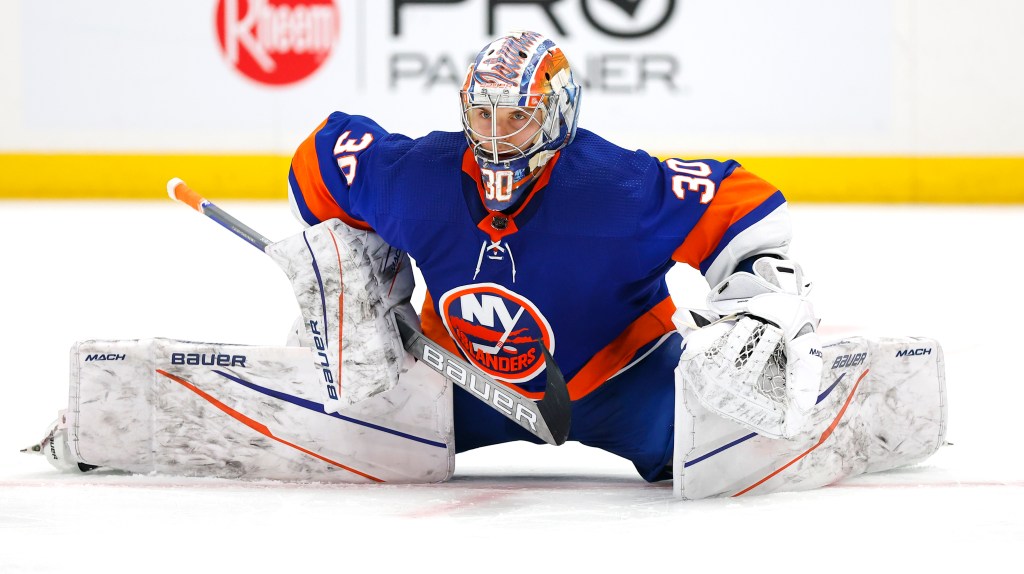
[[67, 338, 453, 483], [674, 336, 947, 499]]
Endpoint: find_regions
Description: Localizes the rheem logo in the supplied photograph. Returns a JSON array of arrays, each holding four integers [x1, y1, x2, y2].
[[216, 0, 340, 86], [439, 283, 554, 383]]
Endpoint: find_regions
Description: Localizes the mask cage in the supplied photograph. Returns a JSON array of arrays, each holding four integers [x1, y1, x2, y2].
[[460, 90, 561, 165]]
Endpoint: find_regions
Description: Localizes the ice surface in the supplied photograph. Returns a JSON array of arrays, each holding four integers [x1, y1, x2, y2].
[[1, 201, 1021, 572]]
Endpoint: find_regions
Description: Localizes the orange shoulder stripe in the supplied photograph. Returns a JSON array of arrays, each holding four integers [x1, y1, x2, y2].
[[672, 166, 778, 268], [291, 118, 372, 231]]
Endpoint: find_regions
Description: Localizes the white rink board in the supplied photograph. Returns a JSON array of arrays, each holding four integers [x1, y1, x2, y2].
[[0, 201, 1022, 572], [1, 0, 1023, 155]]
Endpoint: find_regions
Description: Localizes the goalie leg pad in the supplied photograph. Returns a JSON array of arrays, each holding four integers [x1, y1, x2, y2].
[[674, 336, 947, 499], [63, 337, 453, 483]]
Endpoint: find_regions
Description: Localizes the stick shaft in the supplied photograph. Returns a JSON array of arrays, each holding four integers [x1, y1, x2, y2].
[[395, 314, 570, 446], [167, 178, 273, 252], [167, 177, 571, 445]]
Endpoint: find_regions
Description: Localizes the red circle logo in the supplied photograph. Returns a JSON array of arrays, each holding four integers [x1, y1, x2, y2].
[[439, 284, 555, 383], [215, 0, 340, 86]]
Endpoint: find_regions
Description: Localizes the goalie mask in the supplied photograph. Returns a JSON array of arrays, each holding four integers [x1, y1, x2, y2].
[[460, 31, 581, 208]]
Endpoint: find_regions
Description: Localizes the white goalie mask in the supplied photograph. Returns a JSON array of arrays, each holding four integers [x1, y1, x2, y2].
[[460, 31, 582, 198]]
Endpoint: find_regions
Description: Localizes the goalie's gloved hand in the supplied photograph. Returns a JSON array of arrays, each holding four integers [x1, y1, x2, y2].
[[674, 258, 824, 439], [708, 257, 818, 341]]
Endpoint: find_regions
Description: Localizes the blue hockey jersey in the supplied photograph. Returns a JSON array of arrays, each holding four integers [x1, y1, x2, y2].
[[288, 112, 791, 398]]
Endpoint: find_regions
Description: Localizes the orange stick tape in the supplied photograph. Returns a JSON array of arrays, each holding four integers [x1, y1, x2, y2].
[[169, 178, 206, 212]]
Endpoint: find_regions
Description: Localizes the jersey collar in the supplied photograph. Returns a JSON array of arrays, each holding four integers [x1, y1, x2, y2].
[[461, 148, 561, 242]]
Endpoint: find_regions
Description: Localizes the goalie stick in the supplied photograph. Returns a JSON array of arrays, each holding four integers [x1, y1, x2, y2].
[[166, 177, 572, 446], [393, 313, 570, 445]]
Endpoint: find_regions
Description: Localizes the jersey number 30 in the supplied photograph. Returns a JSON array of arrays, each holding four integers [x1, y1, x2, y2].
[[667, 160, 716, 204], [481, 169, 514, 202], [334, 131, 375, 186]]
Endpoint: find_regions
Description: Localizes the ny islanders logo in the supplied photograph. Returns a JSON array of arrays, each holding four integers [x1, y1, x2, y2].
[[439, 284, 554, 383]]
